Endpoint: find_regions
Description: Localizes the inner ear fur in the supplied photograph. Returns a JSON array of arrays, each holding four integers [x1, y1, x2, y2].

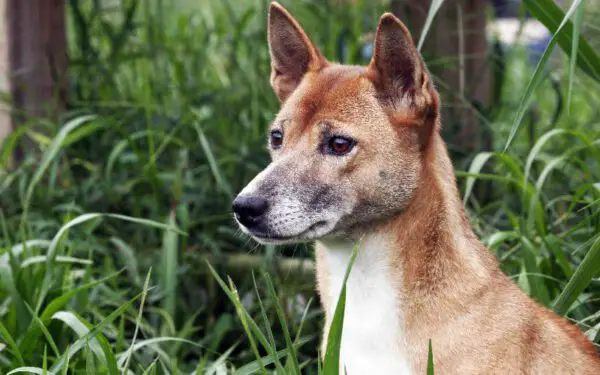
[[268, 2, 326, 102], [367, 13, 440, 150]]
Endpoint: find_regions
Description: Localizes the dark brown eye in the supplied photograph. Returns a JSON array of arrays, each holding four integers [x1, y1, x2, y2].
[[327, 136, 355, 156], [270, 130, 283, 149]]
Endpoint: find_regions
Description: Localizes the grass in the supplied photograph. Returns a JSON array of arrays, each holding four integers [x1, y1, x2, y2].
[[0, 0, 599, 373]]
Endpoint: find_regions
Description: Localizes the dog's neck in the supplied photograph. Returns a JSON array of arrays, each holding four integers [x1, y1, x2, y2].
[[388, 133, 496, 303], [315, 133, 498, 350]]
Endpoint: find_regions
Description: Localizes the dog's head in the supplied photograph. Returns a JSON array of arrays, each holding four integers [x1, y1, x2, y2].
[[233, 2, 439, 244]]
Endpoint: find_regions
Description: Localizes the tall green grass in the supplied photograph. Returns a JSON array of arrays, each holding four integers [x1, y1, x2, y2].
[[0, 0, 599, 373]]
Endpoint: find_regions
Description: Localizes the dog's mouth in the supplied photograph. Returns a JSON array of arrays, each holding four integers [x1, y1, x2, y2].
[[245, 220, 330, 244]]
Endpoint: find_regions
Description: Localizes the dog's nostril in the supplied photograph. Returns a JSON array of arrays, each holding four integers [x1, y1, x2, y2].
[[232, 195, 269, 227]]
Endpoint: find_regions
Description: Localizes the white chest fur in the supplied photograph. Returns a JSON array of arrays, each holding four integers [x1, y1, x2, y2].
[[319, 236, 412, 375]]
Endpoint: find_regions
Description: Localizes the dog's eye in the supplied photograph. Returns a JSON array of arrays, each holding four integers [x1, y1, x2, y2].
[[270, 130, 283, 149], [327, 136, 355, 156]]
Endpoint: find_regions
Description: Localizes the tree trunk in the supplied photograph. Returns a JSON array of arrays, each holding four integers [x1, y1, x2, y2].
[[1, 0, 68, 160], [0, 0, 12, 144], [392, 0, 492, 156]]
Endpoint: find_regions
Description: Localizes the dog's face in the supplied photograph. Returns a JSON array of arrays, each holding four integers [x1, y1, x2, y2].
[[233, 2, 439, 244]]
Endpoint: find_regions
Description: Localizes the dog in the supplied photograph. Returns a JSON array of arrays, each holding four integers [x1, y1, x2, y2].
[[232, 2, 600, 373]]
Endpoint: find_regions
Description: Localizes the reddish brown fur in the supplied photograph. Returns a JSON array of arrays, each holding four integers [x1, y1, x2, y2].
[[263, 3, 600, 373], [386, 132, 600, 373]]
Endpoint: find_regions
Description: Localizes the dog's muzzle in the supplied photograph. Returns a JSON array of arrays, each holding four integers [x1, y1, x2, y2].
[[232, 194, 269, 230]]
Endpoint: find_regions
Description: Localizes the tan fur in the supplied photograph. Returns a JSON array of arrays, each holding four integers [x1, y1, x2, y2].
[[237, 3, 600, 373]]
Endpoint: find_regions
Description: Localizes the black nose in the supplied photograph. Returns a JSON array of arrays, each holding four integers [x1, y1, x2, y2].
[[232, 195, 269, 228]]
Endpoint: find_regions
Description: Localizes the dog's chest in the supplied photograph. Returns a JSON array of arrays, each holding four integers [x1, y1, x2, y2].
[[320, 237, 412, 375]]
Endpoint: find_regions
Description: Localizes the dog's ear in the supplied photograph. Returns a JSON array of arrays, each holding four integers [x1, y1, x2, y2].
[[368, 13, 422, 95], [268, 2, 326, 102], [368, 13, 439, 150]]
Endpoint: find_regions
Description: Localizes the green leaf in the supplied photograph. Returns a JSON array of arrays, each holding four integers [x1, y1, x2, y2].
[[24, 304, 61, 360], [417, 0, 445, 51], [7, 367, 50, 375], [322, 241, 359, 375], [207, 262, 269, 375], [120, 269, 153, 373], [524, 0, 600, 82], [192, 120, 233, 199], [523, 129, 567, 187], [118, 338, 201, 368], [233, 337, 311, 375], [553, 235, 600, 316], [19, 271, 122, 359], [160, 211, 179, 318], [504, 0, 584, 151], [20, 255, 92, 268], [42, 346, 48, 375], [463, 152, 494, 204], [0, 126, 27, 168], [251, 274, 286, 373], [566, 0, 585, 114], [520, 237, 551, 306], [85, 341, 97, 375], [427, 339, 434, 375], [35, 212, 183, 312], [49, 294, 141, 374], [21, 115, 97, 225], [51, 311, 106, 363], [109, 237, 142, 286], [482, 231, 518, 250], [264, 273, 301, 375], [0, 319, 25, 367]]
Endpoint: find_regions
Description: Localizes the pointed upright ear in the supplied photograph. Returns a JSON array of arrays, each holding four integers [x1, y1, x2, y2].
[[268, 2, 326, 102], [368, 13, 425, 103], [368, 13, 439, 149]]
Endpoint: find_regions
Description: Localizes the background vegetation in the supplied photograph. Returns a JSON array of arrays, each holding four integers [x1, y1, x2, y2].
[[0, 0, 599, 373]]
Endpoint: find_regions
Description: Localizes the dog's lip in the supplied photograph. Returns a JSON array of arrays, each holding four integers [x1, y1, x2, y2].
[[247, 220, 329, 242]]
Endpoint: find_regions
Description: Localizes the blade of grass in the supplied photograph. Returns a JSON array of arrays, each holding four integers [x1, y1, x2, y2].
[[463, 152, 493, 204], [520, 237, 551, 306], [160, 210, 178, 318], [553, 234, 600, 315], [109, 237, 142, 286], [0, 320, 25, 367], [36, 212, 183, 313], [49, 293, 142, 374], [524, 0, 600, 82], [251, 273, 286, 373], [20, 115, 97, 226], [19, 270, 123, 359], [204, 345, 236, 375], [233, 337, 312, 375], [121, 268, 152, 374], [24, 304, 61, 360], [504, 0, 583, 152], [43, 346, 48, 375], [20, 255, 92, 268], [85, 341, 97, 375], [264, 273, 301, 375], [118, 338, 202, 368], [293, 297, 314, 344], [192, 120, 233, 199], [206, 262, 268, 375], [51, 311, 106, 363], [427, 339, 434, 375], [417, 0, 445, 51], [527, 140, 599, 234], [7, 367, 50, 375], [566, 0, 585, 114], [322, 241, 360, 374]]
